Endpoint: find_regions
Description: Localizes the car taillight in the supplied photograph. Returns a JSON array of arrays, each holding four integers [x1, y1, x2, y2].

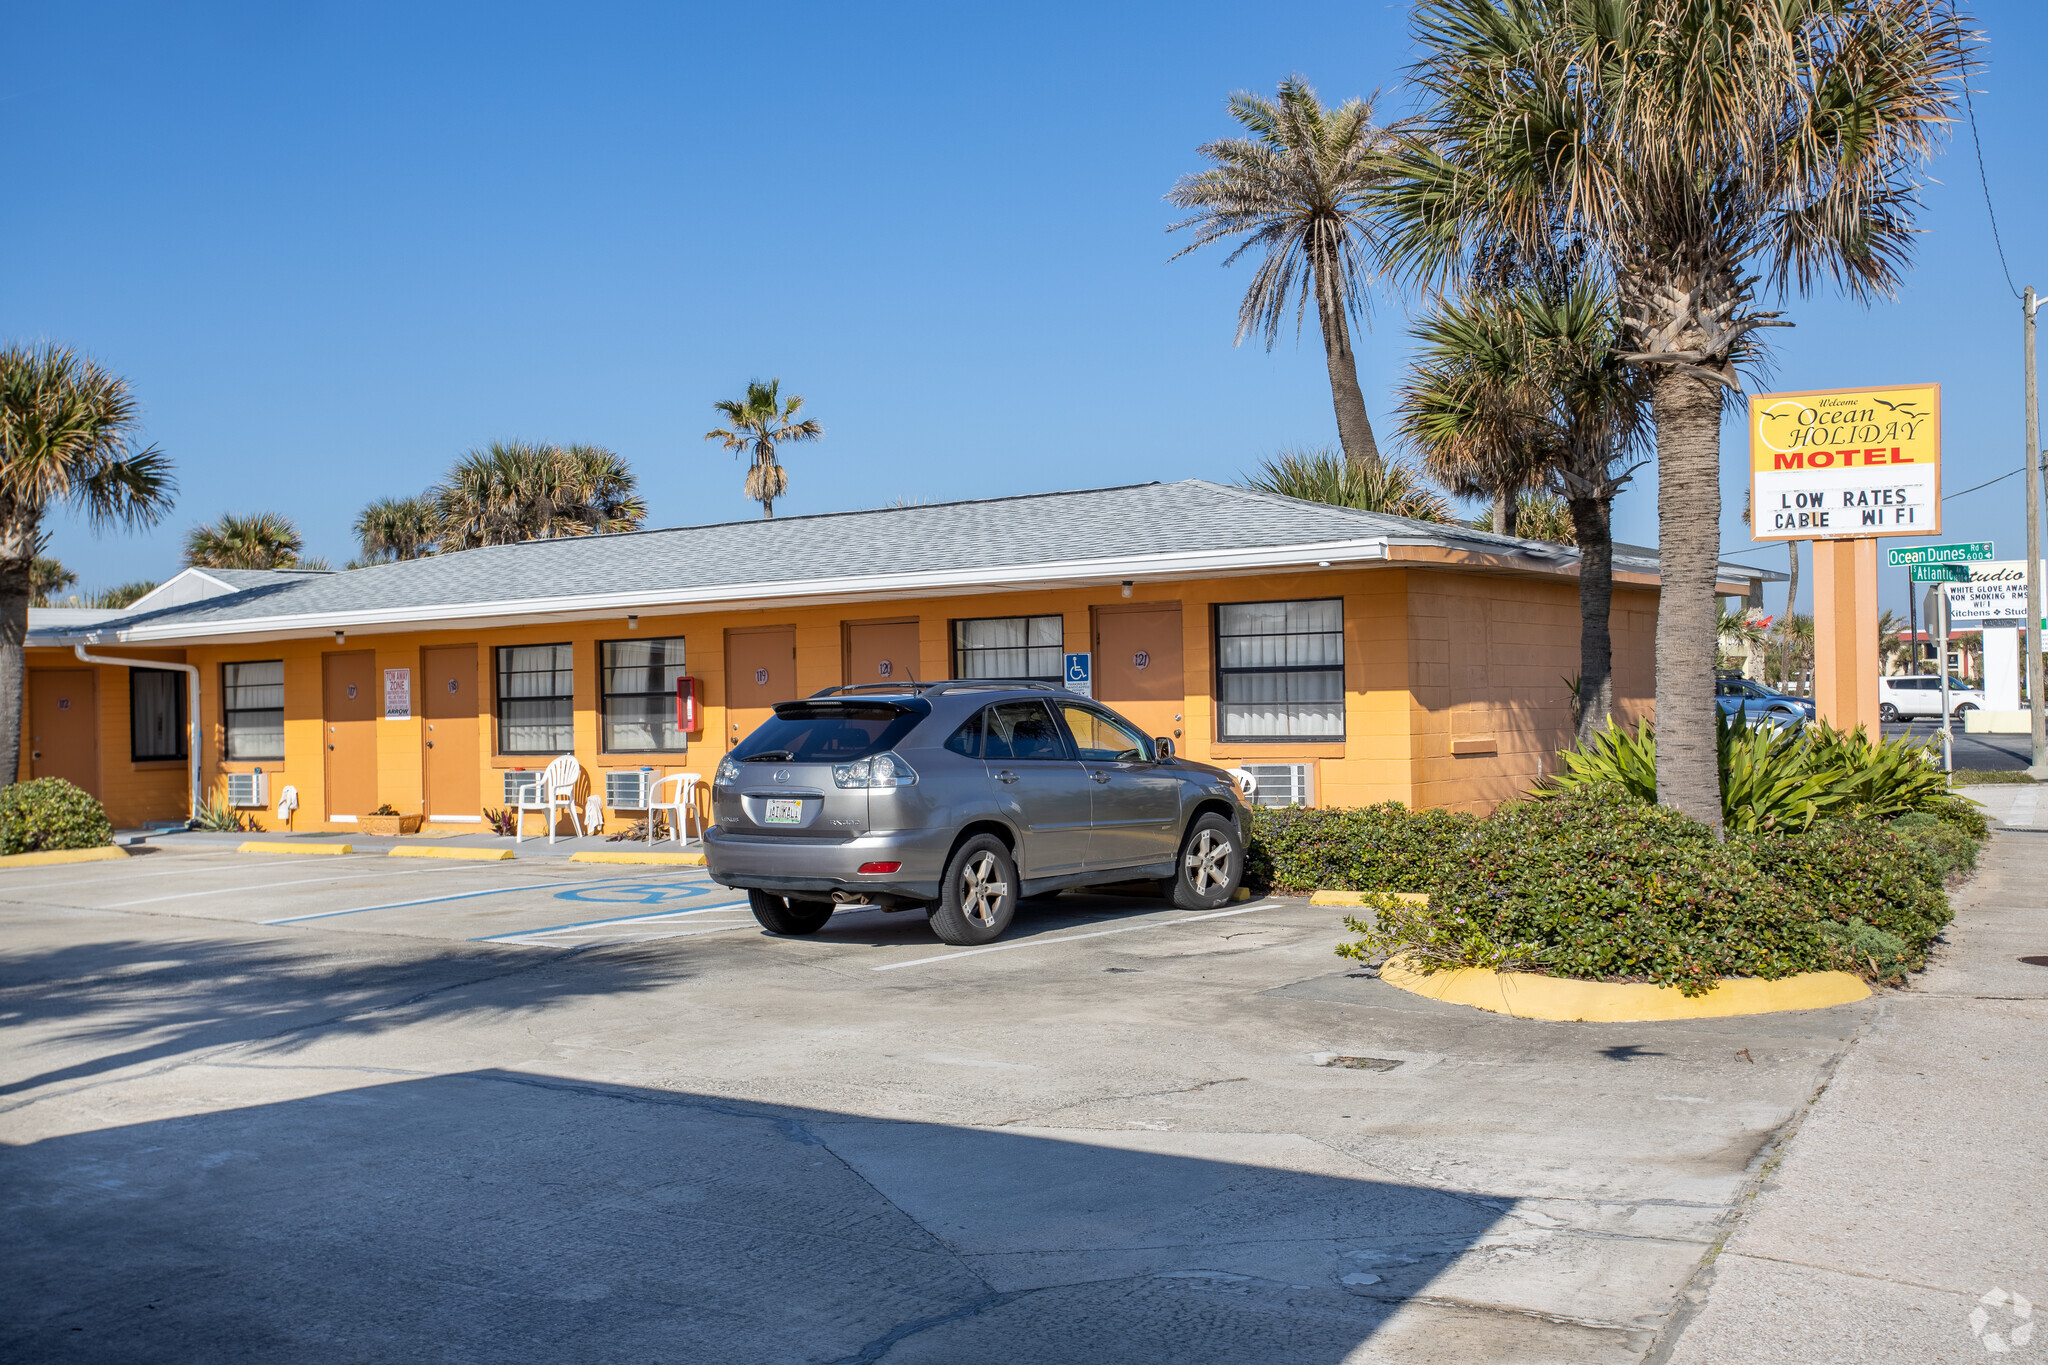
[[857, 861, 902, 874], [832, 752, 919, 788]]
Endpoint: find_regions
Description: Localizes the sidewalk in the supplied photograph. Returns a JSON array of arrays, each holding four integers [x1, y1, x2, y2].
[[121, 826, 697, 861], [1659, 814, 2048, 1362]]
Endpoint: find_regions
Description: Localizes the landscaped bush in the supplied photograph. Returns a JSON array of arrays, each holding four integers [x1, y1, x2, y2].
[[0, 778, 115, 854], [1737, 820, 1951, 972], [1243, 802, 1474, 894]]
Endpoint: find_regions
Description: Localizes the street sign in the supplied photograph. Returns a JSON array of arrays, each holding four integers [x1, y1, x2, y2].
[[1063, 653, 1091, 698], [1887, 542, 1993, 568], [1910, 564, 1972, 582], [1749, 383, 1941, 541]]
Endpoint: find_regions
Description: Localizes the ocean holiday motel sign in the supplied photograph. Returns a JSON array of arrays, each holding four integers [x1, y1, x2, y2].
[[1750, 383, 1940, 542]]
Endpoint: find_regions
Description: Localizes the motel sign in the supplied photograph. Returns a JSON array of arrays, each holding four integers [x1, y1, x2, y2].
[[1748, 383, 1941, 541]]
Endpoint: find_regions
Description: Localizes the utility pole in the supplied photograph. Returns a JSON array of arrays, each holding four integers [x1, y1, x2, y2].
[[2027, 286, 2045, 778]]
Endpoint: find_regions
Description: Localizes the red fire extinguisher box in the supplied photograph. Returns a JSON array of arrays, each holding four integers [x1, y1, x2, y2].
[[676, 676, 702, 734]]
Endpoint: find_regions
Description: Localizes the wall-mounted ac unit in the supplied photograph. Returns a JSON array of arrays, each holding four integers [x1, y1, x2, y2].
[[605, 769, 655, 810], [226, 772, 269, 808], [503, 771, 543, 806], [1241, 762, 1314, 809]]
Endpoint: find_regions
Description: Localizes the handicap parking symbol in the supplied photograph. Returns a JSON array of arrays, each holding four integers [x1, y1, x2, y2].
[[1064, 652, 1091, 697], [555, 880, 713, 905]]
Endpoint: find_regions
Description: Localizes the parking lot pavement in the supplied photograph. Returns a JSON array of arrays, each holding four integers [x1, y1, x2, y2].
[[2, 846, 1880, 1363]]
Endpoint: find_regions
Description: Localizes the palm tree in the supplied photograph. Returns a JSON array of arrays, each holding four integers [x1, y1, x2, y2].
[[1491, 492, 1575, 546], [1243, 445, 1453, 522], [1877, 608, 1908, 675], [705, 380, 820, 518], [1718, 606, 1770, 675], [354, 495, 440, 563], [183, 511, 315, 569], [29, 557, 77, 607], [90, 580, 156, 609], [0, 344, 176, 779], [1168, 79, 1405, 472], [434, 441, 646, 550], [1398, 282, 1651, 743], [1385, 0, 1970, 832]]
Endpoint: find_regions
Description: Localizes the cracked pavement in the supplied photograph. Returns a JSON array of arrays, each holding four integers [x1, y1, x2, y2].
[[0, 829, 2023, 1363]]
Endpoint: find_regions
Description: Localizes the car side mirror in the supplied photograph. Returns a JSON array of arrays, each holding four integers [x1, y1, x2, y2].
[[1153, 737, 1174, 761]]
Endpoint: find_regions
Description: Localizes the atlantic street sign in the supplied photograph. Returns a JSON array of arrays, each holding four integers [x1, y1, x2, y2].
[[1887, 541, 1994, 567], [1910, 564, 1972, 582]]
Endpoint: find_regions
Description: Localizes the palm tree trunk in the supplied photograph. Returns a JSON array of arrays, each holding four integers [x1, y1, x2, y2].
[[1310, 252, 1382, 474], [0, 563, 28, 787], [1650, 369, 1724, 835], [1568, 495, 1615, 746], [1492, 493, 1517, 537]]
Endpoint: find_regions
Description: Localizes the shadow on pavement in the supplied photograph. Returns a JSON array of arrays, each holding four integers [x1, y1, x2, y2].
[[0, 1070, 1516, 1365], [0, 938, 688, 1099]]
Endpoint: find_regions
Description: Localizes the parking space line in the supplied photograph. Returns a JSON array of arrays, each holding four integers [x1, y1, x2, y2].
[[262, 872, 703, 924], [872, 901, 1284, 971], [0, 851, 255, 893], [110, 861, 493, 909], [468, 898, 753, 942]]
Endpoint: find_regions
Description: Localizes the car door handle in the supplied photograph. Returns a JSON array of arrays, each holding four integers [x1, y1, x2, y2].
[[994, 769, 1019, 784], [1090, 771, 1111, 784]]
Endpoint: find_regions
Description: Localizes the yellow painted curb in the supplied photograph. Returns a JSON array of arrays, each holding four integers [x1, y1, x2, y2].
[[1310, 889, 1429, 907], [389, 845, 514, 861], [0, 845, 128, 868], [1377, 953, 1871, 1022], [568, 850, 706, 866], [238, 841, 354, 856]]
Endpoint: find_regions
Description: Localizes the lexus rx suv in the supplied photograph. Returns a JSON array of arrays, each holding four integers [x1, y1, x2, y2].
[[702, 681, 1249, 946]]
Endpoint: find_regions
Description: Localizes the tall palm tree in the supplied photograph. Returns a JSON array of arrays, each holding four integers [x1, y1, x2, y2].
[[0, 344, 176, 779], [1168, 79, 1405, 472], [1385, 0, 1970, 832], [705, 380, 820, 519], [434, 441, 646, 550], [354, 495, 440, 563], [1398, 281, 1651, 743], [183, 511, 317, 569], [29, 557, 77, 607], [1243, 444, 1453, 522]]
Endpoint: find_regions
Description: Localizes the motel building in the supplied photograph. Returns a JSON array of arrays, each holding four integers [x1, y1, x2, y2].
[[18, 481, 1773, 833]]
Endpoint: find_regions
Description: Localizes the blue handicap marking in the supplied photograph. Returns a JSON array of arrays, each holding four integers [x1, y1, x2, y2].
[[1064, 653, 1090, 684], [555, 880, 715, 905]]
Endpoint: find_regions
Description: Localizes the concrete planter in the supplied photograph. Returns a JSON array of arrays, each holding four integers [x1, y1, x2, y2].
[[1378, 953, 1870, 1022], [358, 814, 423, 837]]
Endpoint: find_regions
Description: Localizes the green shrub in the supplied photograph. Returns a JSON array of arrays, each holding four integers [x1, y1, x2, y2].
[[1887, 810, 1981, 881], [1819, 918, 1913, 983], [1243, 803, 1474, 894], [1737, 820, 1950, 967], [0, 778, 115, 854]]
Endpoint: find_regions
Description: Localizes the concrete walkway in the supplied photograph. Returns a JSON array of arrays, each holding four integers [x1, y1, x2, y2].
[[1659, 817, 2048, 1363]]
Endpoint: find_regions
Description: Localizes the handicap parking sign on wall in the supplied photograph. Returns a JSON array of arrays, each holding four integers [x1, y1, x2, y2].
[[1064, 653, 1091, 698]]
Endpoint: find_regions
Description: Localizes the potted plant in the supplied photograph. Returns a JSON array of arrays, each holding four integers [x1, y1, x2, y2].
[[359, 803, 423, 837]]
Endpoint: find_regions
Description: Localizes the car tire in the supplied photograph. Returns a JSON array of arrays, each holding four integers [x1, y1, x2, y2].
[[929, 835, 1018, 946], [748, 889, 834, 936], [1163, 812, 1243, 911], [1878, 703, 1899, 723], [1955, 703, 1978, 717]]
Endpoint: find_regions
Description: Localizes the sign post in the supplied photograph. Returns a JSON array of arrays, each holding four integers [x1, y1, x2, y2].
[[1750, 383, 1941, 735]]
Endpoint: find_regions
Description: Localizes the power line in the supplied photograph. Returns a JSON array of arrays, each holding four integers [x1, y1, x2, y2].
[[1943, 467, 2020, 501], [1960, 50, 2020, 300]]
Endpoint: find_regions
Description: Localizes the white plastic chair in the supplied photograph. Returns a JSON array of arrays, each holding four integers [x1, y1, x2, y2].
[[1226, 767, 1258, 801], [514, 755, 583, 843], [646, 772, 704, 847]]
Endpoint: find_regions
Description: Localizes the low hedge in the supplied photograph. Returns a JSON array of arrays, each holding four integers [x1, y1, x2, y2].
[[0, 778, 116, 855], [1272, 788, 1985, 995]]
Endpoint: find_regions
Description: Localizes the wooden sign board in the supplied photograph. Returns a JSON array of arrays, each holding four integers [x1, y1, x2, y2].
[[1749, 383, 1940, 541]]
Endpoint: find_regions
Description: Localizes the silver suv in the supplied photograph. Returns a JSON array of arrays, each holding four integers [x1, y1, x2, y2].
[[703, 681, 1249, 946]]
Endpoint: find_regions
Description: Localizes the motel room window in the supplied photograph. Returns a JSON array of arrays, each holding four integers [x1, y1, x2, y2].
[[130, 668, 187, 762], [221, 661, 285, 761], [1215, 599, 1345, 741], [953, 615, 1064, 682], [601, 636, 687, 753], [496, 643, 575, 755]]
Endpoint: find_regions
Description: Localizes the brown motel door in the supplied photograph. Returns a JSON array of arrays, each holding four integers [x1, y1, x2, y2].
[[845, 620, 921, 688], [29, 670, 99, 798], [322, 652, 378, 816], [725, 627, 797, 751], [421, 646, 479, 818], [1093, 605, 1184, 748]]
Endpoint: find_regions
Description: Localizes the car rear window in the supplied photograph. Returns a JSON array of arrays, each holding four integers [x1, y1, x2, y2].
[[734, 701, 929, 762]]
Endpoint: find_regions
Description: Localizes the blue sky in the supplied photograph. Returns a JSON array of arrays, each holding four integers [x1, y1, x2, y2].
[[6, 1, 2043, 619]]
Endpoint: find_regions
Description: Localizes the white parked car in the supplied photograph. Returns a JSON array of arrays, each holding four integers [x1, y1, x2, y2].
[[1877, 674, 1984, 722]]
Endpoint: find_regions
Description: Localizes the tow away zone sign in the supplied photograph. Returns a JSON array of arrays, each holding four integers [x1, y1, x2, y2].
[[1749, 382, 1940, 542]]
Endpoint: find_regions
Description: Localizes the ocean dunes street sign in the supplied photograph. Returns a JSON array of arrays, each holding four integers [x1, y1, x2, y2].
[[1749, 383, 1940, 541]]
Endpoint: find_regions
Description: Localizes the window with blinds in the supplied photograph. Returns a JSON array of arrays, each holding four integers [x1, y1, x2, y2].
[[221, 660, 285, 760], [496, 643, 575, 755], [953, 615, 1064, 683], [600, 636, 687, 753], [1215, 599, 1344, 741]]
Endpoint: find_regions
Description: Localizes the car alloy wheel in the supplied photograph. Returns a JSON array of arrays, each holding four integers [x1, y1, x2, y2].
[[929, 834, 1019, 946], [1879, 704, 1898, 722], [958, 850, 1009, 928], [1184, 829, 1231, 896], [1166, 812, 1242, 911]]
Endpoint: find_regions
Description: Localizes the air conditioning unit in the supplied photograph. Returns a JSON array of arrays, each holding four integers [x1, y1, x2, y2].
[[226, 772, 269, 808], [1241, 762, 1314, 809], [605, 769, 655, 810], [503, 771, 543, 805]]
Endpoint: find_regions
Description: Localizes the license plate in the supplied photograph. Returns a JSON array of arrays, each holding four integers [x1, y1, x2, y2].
[[763, 798, 804, 825]]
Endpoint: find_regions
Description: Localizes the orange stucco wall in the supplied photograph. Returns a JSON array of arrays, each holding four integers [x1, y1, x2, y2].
[[38, 564, 1656, 830], [17, 647, 192, 829]]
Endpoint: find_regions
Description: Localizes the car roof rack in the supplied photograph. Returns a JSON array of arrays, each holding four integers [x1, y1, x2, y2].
[[805, 679, 1065, 699]]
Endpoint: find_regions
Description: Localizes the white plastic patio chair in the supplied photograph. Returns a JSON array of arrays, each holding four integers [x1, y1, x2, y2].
[[514, 755, 583, 844], [1226, 767, 1258, 801], [646, 772, 704, 847]]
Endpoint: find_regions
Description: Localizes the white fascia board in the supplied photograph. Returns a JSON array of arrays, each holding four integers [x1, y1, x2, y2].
[[108, 538, 1399, 644]]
